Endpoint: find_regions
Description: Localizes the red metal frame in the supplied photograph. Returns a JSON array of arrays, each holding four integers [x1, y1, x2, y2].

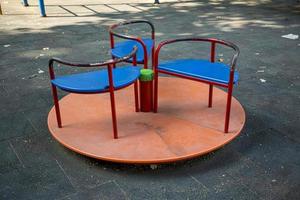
[[209, 42, 216, 108], [109, 20, 155, 69], [153, 37, 240, 133], [49, 47, 138, 139], [133, 54, 140, 112]]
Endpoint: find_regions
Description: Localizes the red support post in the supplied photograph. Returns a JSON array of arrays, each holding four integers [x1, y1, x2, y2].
[[51, 85, 62, 128], [49, 62, 62, 128], [224, 71, 235, 133], [153, 72, 158, 113], [208, 85, 213, 108], [133, 54, 139, 112], [153, 51, 158, 113], [140, 79, 153, 112], [134, 81, 139, 112], [151, 32, 155, 68], [151, 46, 155, 69], [133, 54, 137, 66], [209, 42, 216, 107], [143, 54, 148, 69], [107, 64, 118, 139], [109, 32, 115, 49], [109, 32, 116, 68], [139, 40, 148, 69]]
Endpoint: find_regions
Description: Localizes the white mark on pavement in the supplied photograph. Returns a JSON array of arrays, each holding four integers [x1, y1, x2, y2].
[[260, 78, 266, 83], [282, 34, 298, 40]]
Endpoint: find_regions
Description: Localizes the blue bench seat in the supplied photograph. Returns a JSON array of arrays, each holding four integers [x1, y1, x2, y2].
[[51, 66, 140, 93], [111, 38, 153, 63], [158, 59, 239, 84]]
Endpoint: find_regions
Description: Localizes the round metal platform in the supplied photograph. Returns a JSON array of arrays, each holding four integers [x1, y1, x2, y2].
[[48, 77, 245, 164]]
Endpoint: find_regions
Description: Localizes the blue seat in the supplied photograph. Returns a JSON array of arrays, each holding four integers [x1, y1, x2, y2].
[[49, 46, 139, 139], [111, 38, 154, 63], [52, 66, 140, 93], [158, 59, 239, 84], [154, 38, 240, 133]]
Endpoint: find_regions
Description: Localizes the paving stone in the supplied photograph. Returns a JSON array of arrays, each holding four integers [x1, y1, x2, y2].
[[10, 133, 117, 191], [222, 155, 297, 200], [9, 134, 57, 169], [0, 165, 76, 200], [272, 119, 300, 143], [114, 167, 209, 200], [223, 130, 300, 199], [0, 112, 37, 141], [184, 149, 261, 200], [24, 106, 51, 133], [1, 91, 51, 115], [235, 129, 300, 171], [50, 151, 121, 191], [0, 141, 23, 174], [60, 181, 127, 200]]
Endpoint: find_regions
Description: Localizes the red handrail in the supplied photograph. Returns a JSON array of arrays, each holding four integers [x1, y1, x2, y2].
[[154, 37, 239, 71], [109, 20, 155, 69]]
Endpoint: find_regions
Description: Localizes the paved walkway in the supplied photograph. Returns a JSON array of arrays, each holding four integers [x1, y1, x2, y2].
[[0, 0, 300, 199]]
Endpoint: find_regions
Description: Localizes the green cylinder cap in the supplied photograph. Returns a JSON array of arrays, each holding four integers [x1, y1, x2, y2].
[[139, 69, 154, 81]]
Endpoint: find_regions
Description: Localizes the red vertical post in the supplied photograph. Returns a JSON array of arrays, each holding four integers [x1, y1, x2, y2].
[[209, 42, 216, 107], [109, 32, 116, 68], [133, 54, 139, 112], [134, 81, 139, 112], [153, 50, 158, 113], [109, 32, 115, 49], [224, 70, 234, 133], [208, 85, 213, 107], [153, 72, 158, 113], [151, 31, 155, 69], [133, 53, 137, 66], [136, 38, 148, 69], [143, 53, 148, 69], [51, 85, 62, 128], [151, 46, 155, 69], [140, 79, 153, 112], [210, 42, 216, 62], [107, 64, 118, 139], [49, 62, 62, 128]]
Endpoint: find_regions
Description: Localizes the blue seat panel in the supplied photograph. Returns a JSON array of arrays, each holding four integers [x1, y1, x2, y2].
[[111, 38, 153, 63], [158, 59, 239, 84], [51, 66, 140, 93]]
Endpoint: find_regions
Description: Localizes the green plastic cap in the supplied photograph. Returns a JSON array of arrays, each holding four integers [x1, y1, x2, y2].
[[139, 69, 154, 81]]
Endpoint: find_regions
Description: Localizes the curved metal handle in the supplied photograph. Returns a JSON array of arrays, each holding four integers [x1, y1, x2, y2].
[[155, 37, 240, 70], [49, 46, 138, 68], [49, 46, 138, 79], [109, 19, 155, 40]]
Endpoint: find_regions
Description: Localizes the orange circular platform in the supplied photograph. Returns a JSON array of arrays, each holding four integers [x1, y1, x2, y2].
[[48, 77, 245, 164]]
